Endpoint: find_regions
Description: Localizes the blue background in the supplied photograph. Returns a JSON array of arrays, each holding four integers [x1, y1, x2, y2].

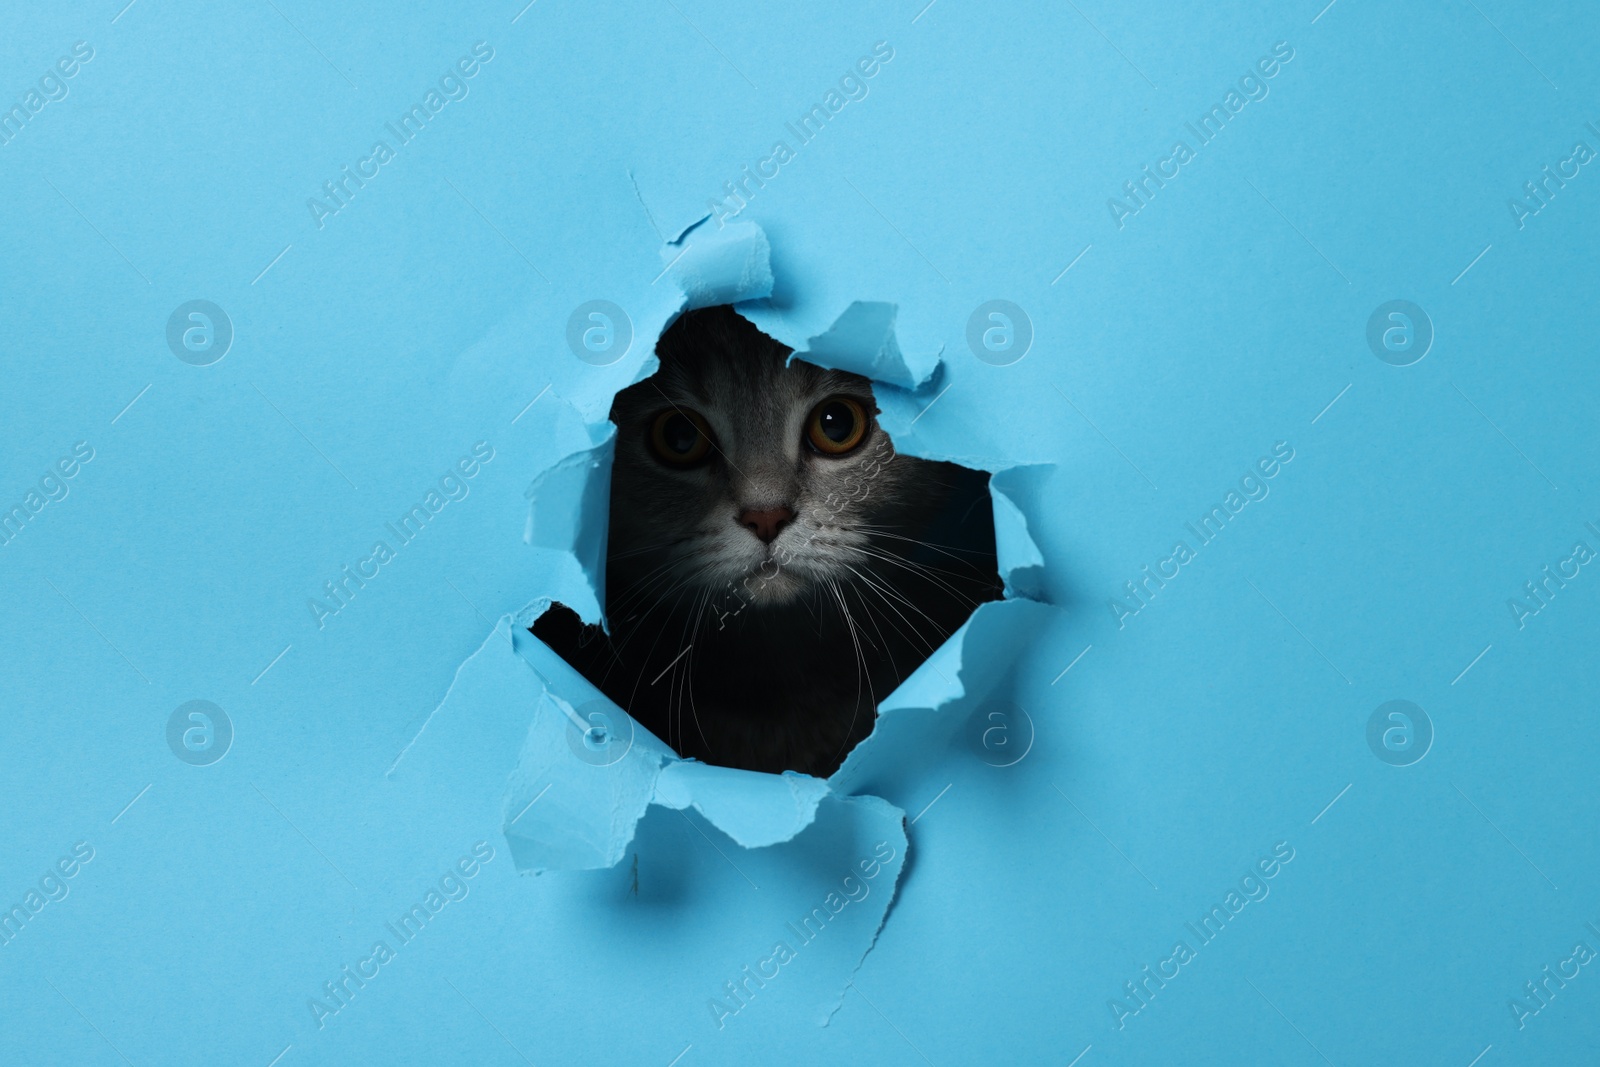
[[2, 0, 1597, 1063]]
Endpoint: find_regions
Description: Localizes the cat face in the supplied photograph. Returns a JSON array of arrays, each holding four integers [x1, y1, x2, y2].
[[607, 307, 917, 613]]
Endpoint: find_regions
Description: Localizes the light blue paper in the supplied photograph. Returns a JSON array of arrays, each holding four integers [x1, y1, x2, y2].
[[5, 1, 1600, 1064]]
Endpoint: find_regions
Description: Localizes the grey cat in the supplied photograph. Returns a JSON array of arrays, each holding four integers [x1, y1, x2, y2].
[[534, 305, 999, 776]]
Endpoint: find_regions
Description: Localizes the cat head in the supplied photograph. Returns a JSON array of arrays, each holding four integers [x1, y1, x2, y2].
[[606, 306, 918, 613]]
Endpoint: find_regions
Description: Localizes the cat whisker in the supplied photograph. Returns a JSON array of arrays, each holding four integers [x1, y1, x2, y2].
[[838, 577, 924, 661], [853, 545, 991, 608], [604, 533, 709, 562], [825, 578, 878, 772], [849, 525, 1001, 569], [606, 554, 729, 623], [683, 587, 717, 756], [604, 558, 694, 619], [809, 534, 980, 600], [840, 562, 956, 657], [836, 579, 903, 681], [827, 577, 873, 702], [652, 580, 702, 753], [609, 560, 721, 701]]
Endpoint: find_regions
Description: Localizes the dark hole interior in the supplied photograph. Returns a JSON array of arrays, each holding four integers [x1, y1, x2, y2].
[[533, 306, 1002, 777]]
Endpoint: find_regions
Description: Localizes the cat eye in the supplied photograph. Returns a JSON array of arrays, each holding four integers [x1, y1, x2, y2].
[[648, 408, 714, 466], [805, 396, 869, 456]]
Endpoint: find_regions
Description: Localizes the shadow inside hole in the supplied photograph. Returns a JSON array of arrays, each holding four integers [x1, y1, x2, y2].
[[532, 305, 1003, 777]]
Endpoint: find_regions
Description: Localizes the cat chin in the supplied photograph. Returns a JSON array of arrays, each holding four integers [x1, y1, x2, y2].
[[746, 572, 810, 606], [708, 562, 816, 609]]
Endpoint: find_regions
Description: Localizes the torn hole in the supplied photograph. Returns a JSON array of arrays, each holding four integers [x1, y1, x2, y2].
[[532, 305, 1005, 778], [397, 220, 1055, 880]]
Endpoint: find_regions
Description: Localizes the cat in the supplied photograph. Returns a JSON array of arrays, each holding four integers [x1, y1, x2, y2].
[[533, 305, 1000, 777]]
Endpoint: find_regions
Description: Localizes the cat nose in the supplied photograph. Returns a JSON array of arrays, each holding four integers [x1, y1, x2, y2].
[[737, 506, 795, 544]]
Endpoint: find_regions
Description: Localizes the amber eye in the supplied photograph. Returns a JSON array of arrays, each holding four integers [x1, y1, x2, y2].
[[806, 397, 869, 456], [649, 409, 713, 466]]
